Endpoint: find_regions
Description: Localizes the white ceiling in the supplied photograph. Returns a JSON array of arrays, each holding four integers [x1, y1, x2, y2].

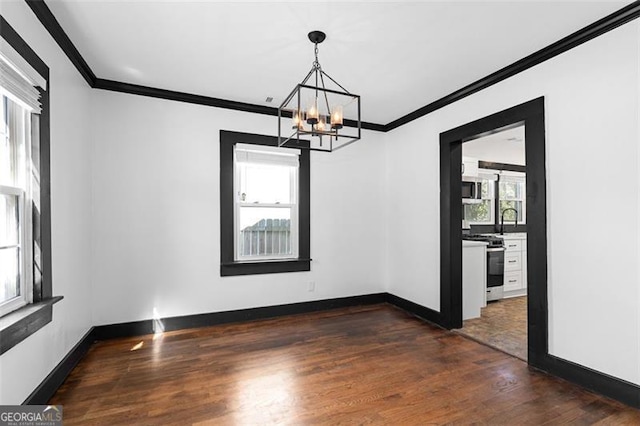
[[463, 125, 525, 166], [47, 0, 630, 124]]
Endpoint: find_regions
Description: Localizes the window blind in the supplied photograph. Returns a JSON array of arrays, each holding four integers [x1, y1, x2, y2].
[[0, 55, 42, 113], [235, 144, 299, 167]]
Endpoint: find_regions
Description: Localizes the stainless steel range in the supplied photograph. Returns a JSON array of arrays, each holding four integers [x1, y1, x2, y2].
[[462, 234, 505, 301]]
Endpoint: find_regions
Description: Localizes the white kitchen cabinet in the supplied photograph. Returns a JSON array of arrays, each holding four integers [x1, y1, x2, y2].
[[522, 247, 527, 293], [504, 252, 522, 272], [462, 156, 479, 177], [504, 270, 522, 292], [502, 234, 527, 297], [504, 239, 522, 251], [462, 240, 487, 320]]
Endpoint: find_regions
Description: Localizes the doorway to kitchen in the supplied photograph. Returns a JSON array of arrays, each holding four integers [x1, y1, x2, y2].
[[458, 125, 528, 360], [439, 97, 548, 368]]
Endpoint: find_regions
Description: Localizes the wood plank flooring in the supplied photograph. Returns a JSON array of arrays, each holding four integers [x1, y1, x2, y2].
[[458, 296, 527, 360], [50, 304, 640, 425]]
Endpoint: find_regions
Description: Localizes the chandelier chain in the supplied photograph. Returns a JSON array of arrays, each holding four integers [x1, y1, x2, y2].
[[313, 44, 321, 70]]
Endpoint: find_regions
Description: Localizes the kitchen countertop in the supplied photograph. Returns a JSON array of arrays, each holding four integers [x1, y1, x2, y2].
[[499, 233, 527, 240], [463, 240, 489, 248], [474, 233, 526, 240]]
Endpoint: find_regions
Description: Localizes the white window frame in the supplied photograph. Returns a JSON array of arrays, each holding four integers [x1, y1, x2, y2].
[[498, 172, 526, 224], [233, 144, 300, 261], [0, 97, 33, 317], [465, 173, 496, 225]]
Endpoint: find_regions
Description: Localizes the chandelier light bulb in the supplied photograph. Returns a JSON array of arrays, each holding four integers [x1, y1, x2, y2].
[[292, 110, 303, 129], [306, 102, 319, 124], [331, 105, 344, 129]]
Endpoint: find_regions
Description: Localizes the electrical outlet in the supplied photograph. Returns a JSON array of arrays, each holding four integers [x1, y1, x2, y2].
[[308, 281, 316, 292]]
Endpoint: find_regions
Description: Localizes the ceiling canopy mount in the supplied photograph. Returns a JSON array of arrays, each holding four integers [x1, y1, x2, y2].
[[307, 31, 326, 44]]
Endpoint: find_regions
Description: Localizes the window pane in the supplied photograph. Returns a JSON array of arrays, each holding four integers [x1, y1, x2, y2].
[[480, 180, 491, 198], [238, 207, 292, 257], [499, 179, 525, 200], [0, 97, 11, 185], [240, 163, 293, 204], [0, 247, 20, 303], [0, 193, 19, 247], [499, 181, 519, 199], [1, 96, 29, 187], [464, 200, 492, 223], [499, 201, 523, 222]]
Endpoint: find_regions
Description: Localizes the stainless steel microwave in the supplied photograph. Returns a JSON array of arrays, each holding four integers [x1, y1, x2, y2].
[[462, 179, 482, 202]]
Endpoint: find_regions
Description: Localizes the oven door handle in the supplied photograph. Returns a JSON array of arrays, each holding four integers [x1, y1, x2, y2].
[[486, 247, 505, 252]]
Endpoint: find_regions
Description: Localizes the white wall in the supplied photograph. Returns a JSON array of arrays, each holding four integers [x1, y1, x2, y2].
[[0, 2, 93, 404], [386, 21, 640, 385], [89, 91, 387, 325]]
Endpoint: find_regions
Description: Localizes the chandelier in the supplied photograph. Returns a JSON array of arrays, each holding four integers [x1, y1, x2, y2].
[[278, 31, 361, 152]]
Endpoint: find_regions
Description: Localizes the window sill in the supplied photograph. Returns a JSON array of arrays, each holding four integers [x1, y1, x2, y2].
[[0, 296, 63, 355], [221, 259, 311, 277]]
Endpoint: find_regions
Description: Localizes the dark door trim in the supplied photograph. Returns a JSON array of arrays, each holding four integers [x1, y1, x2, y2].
[[439, 97, 548, 367]]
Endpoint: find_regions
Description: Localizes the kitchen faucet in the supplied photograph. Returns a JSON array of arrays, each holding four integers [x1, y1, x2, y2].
[[500, 208, 519, 235]]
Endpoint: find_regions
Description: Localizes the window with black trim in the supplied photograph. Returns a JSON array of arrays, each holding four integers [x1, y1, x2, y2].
[[220, 131, 310, 276], [1, 94, 36, 316], [0, 17, 59, 356]]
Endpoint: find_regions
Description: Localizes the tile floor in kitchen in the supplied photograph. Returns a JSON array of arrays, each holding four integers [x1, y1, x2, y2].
[[456, 296, 527, 360]]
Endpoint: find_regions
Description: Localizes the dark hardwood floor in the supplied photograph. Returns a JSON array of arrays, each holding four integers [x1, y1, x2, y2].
[[50, 304, 640, 425]]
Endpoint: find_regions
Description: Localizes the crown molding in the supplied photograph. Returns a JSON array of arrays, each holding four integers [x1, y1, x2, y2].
[[23, 0, 386, 132], [23, 0, 640, 132], [386, 1, 640, 131], [93, 78, 387, 132], [94, 78, 281, 116], [25, 0, 96, 87]]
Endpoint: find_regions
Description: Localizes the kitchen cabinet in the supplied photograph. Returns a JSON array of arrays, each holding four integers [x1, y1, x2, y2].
[[462, 156, 479, 177], [462, 240, 487, 320], [502, 233, 527, 297]]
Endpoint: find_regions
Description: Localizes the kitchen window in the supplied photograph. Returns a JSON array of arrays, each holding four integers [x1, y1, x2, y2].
[[499, 174, 526, 223], [219, 131, 310, 276], [463, 174, 495, 225]]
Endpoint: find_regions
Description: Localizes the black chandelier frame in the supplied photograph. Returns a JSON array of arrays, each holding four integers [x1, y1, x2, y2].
[[278, 31, 361, 152]]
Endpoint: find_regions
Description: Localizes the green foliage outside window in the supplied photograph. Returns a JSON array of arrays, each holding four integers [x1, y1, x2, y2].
[[499, 200, 523, 222], [464, 200, 492, 223]]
